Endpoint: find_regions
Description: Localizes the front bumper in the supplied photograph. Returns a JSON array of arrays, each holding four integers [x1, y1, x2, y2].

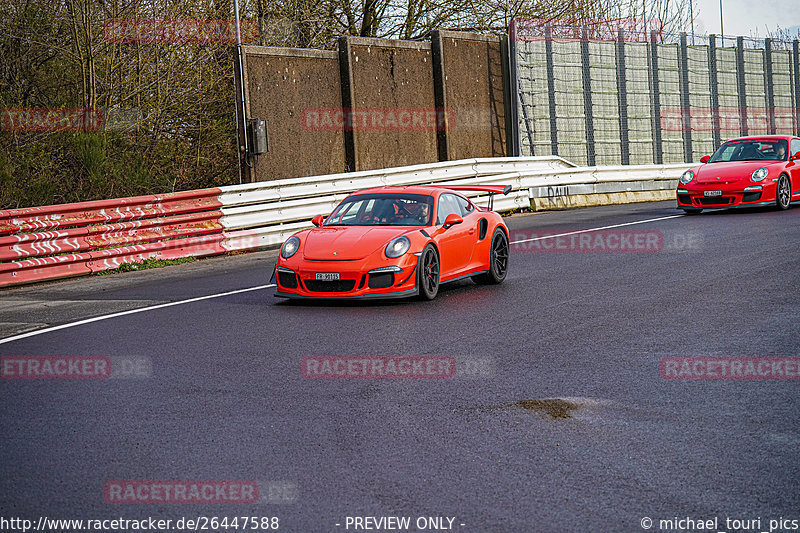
[[676, 184, 773, 209], [275, 287, 419, 300], [273, 253, 420, 300]]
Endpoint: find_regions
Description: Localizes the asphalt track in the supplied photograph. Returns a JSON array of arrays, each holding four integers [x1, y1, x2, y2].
[[1, 200, 799, 533]]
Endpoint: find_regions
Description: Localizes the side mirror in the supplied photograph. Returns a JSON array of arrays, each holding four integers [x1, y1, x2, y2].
[[792, 152, 800, 161], [311, 214, 324, 227], [700, 155, 710, 163], [443, 213, 463, 228]]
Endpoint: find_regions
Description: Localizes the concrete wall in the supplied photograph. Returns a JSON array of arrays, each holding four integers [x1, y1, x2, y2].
[[240, 32, 510, 182], [434, 31, 507, 160], [344, 37, 439, 171], [242, 46, 346, 181]]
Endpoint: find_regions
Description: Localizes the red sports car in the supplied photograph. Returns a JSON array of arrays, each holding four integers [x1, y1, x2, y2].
[[676, 135, 800, 214], [272, 184, 511, 300]]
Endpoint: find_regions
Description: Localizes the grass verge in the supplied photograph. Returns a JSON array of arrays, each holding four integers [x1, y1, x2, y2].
[[96, 256, 197, 275]]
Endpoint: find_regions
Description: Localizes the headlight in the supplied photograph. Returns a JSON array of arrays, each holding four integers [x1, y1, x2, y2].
[[281, 236, 301, 259], [680, 170, 694, 184], [751, 167, 768, 182], [385, 236, 410, 258]]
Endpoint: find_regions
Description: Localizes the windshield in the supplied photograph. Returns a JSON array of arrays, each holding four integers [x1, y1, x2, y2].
[[708, 139, 788, 162], [324, 193, 434, 226]]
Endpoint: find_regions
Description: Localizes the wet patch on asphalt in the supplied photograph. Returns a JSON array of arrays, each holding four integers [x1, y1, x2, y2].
[[511, 398, 579, 418]]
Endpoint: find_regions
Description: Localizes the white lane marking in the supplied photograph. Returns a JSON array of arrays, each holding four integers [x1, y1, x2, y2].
[[0, 284, 276, 345], [509, 215, 684, 245], [0, 215, 682, 345]]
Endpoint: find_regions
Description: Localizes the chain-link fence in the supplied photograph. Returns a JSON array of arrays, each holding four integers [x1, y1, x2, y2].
[[511, 24, 800, 165]]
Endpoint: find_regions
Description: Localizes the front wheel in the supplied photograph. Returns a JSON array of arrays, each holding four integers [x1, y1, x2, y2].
[[776, 175, 791, 210], [473, 228, 509, 285], [417, 244, 440, 300]]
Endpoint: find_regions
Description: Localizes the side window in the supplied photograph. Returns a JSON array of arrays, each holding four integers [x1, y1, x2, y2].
[[792, 139, 800, 159], [454, 195, 474, 216], [436, 194, 461, 225]]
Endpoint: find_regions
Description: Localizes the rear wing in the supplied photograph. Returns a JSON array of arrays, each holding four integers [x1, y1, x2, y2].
[[428, 184, 513, 211]]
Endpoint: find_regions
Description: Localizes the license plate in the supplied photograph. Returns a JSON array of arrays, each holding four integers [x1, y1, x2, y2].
[[315, 272, 340, 281], [704, 190, 723, 197]]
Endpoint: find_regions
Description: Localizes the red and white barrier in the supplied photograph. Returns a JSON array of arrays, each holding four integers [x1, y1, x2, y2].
[[0, 190, 225, 286], [0, 156, 685, 288]]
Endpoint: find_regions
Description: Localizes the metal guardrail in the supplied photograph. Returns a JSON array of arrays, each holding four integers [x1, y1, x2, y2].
[[0, 156, 687, 287]]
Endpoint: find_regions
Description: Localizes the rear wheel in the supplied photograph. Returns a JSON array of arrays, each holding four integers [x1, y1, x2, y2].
[[682, 208, 703, 215], [776, 175, 791, 210], [473, 228, 509, 285], [417, 244, 439, 300]]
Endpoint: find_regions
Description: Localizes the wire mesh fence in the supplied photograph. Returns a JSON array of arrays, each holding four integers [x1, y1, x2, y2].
[[511, 23, 800, 165]]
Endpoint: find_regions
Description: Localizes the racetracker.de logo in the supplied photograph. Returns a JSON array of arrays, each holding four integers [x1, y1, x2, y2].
[[1, 356, 151, 379], [661, 357, 800, 380], [1, 108, 102, 132], [512, 229, 663, 253], [660, 107, 796, 132], [104, 481, 259, 504], [512, 17, 664, 43], [301, 107, 453, 131], [302, 356, 456, 379], [1, 356, 111, 379]]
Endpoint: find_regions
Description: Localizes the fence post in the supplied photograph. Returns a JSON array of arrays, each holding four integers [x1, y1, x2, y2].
[[736, 36, 748, 136], [649, 30, 663, 164], [507, 22, 523, 156], [616, 29, 630, 165], [338, 36, 357, 171], [514, 27, 536, 156], [678, 33, 693, 163], [545, 25, 559, 156], [708, 35, 722, 149], [430, 30, 450, 161], [500, 34, 519, 157], [793, 40, 800, 136], [581, 28, 596, 166], [764, 38, 775, 134]]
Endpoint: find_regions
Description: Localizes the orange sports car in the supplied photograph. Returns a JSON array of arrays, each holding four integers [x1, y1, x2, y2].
[[272, 184, 511, 300]]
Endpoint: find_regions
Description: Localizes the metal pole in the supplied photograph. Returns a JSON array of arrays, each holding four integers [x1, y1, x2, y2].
[[792, 39, 800, 135], [679, 32, 693, 162], [708, 35, 722, 148], [233, 0, 242, 43], [233, 0, 249, 182], [508, 22, 522, 156], [616, 29, 630, 165], [719, 0, 724, 48], [545, 25, 559, 156], [581, 28, 596, 166], [736, 36, 748, 136], [649, 30, 663, 164], [764, 38, 775, 134]]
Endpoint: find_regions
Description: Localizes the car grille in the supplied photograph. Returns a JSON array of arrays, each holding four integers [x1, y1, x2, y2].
[[277, 271, 298, 289], [304, 279, 356, 292], [677, 194, 692, 204], [699, 197, 733, 205], [741, 192, 762, 203], [368, 272, 394, 289]]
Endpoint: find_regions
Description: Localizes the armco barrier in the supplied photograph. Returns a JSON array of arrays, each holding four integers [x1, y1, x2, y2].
[[0, 156, 688, 287]]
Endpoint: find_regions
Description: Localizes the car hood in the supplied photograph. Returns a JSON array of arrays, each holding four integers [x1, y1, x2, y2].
[[694, 160, 784, 184], [302, 226, 412, 260]]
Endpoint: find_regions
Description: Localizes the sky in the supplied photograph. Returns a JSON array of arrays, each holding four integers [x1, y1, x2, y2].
[[694, 0, 799, 38]]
